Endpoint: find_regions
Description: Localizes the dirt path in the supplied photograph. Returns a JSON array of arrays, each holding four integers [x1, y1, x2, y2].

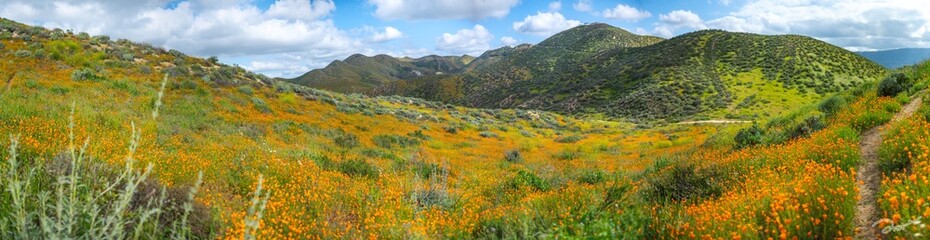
[[855, 93, 924, 239]]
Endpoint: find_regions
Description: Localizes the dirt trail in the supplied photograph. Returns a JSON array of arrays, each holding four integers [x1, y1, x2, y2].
[[855, 93, 924, 239]]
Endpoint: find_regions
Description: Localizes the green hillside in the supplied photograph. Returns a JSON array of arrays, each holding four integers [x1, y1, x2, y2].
[[374, 27, 887, 121], [286, 54, 472, 93]]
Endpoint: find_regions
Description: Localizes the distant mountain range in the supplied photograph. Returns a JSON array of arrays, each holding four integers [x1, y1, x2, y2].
[[857, 48, 930, 69], [289, 23, 886, 121]]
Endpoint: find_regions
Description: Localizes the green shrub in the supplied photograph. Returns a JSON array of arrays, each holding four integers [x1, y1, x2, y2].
[[338, 159, 379, 178], [788, 116, 826, 140], [504, 149, 522, 163], [818, 95, 846, 116], [71, 68, 103, 81], [507, 170, 549, 191], [643, 164, 722, 202], [121, 53, 134, 61], [14, 50, 31, 58], [851, 111, 892, 131], [238, 86, 254, 95], [554, 149, 581, 160], [407, 130, 430, 140], [577, 170, 606, 184], [442, 125, 458, 134], [877, 73, 912, 97], [734, 124, 764, 148], [372, 134, 420, 149], [554, 135, 584, 143], [250, 97, 271, 113], [333, 132, 359, 149], [478, 131, 497, 138]]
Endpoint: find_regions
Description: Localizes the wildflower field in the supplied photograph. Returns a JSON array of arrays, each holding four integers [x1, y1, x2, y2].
[[1, 18, 929, 239]]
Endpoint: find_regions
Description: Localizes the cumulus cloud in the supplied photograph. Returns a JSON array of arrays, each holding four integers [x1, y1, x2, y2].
[[602, 4, 651, 22], [705, 0, 930, 50], [436, 25, 494, 55], [0, 0, 364, 77], [266, 0, 335, 21], [513, 12, 582, 36], [573, 0, 593, 13], [549, 1, 562, 11], [653, 10, 707, 37], [501, 36, 518, 46], [368, 0, 520, 20], [371, 26, 403, 42]]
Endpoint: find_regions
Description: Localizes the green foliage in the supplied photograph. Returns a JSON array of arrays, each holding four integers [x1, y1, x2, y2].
[[818, 95, 847, 116], [577, 170, 606, 184], [877, 73, 912, 97], [332, 132, 359, 149], [506, 170, 549, 192], [71, 68, 104, 81], [238, 86, 254, 95], [787, 116, 826, 140], [503, 149, 522, 163], [14, 50, 32, 58], [734, 124, 764, 148], [250, 97, 271, 113], [372, 134, 420, 149], [643, 164, 722, 203], [554, 135, 584, 143], [478, 131, 497, 138], [337, 159, 379, 178]]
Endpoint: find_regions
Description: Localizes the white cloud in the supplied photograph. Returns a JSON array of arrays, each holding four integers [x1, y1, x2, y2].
[[653, 10, 707, 37], [706, 0, 930, 50], [573, 0, 593, 12], [266, 0, 335, 21], [371, 26, 403, 42], [549, 1, 562, 11], [513, 12, 582, 36], [501, 36, 518, 46], [602, 4, 651, 22], [436, 24, 494, 55], [368, 0, 520, 20]]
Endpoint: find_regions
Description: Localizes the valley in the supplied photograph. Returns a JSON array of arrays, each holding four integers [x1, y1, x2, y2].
[[1, 7, 930, 239]]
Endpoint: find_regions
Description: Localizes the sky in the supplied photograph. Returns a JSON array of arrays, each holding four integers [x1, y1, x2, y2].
[[2, 0, 929, 78]]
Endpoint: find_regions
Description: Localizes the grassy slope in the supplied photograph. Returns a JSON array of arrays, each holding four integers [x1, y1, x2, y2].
[[2, 18, 928, 239], [376, 28, 887, 122]]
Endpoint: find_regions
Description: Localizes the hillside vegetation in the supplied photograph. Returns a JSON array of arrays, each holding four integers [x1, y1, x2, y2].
[[286, 54, 473, 93], [2, 18, 929, 239], [372, 25, 886, 121]]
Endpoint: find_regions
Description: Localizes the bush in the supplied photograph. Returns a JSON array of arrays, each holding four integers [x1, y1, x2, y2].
[[479, 131, 497, 138], [554, 135, 584, 143], [443, 125, 458, 134], [372, 134, 420, 149], [877, 73, 912, 97], [238, 86, 254, 95], [577, 170, 606, 184], [818, 95, 846, 116], [14, 50, 32, 58], [251, 97, 272, 113], [734, 124, 764, 148], [70, 68, 103, 81], [644, 164, 722, 202], [338, 159, 379, 178], [121, 53, 134, 61], [788, 116, 826, 140], [507, 170, 549, 191], [333, 133, 359, 149], [504, 149, 522, 163]]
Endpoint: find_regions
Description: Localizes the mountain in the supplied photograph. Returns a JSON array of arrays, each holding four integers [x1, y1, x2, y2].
[[857, 48, 930, 69], [372, 25, 887, 121], [285, 53, 472, 93]]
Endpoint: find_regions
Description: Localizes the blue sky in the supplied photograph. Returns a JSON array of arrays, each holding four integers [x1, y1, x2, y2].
[[2, 0, 929, 77]]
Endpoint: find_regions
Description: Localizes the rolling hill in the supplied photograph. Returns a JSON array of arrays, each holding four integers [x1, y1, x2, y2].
[[371, 25, 887, 121], [4, 16, 930, 240], [285, 53, 473, 93], [857, 48, 930, 68]]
